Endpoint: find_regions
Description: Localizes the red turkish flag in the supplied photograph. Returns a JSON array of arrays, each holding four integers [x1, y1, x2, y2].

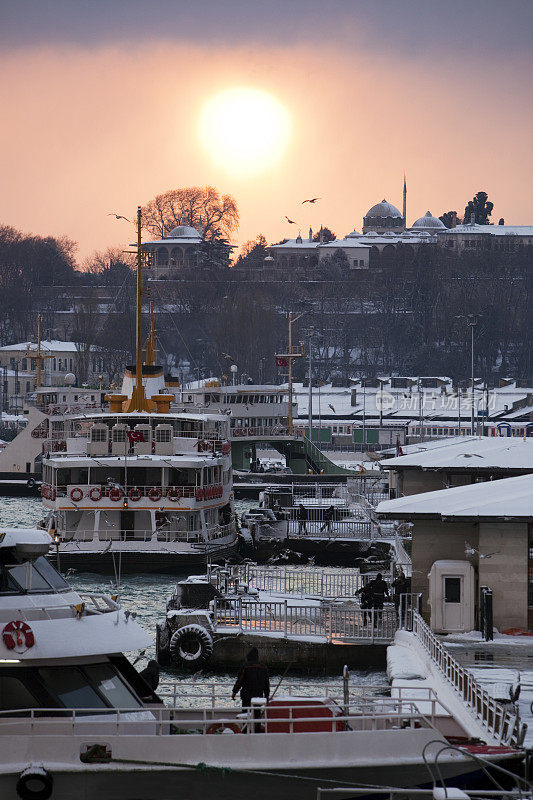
[[275, 357, 288, 367], [127, 431, 146, 443]]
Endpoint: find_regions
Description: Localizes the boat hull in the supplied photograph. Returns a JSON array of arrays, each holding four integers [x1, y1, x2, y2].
[[49, 542, 238, 573], [0, 754, 522, 800]]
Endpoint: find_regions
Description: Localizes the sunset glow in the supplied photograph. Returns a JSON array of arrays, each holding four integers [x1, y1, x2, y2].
[[199, 88, 291, 175]]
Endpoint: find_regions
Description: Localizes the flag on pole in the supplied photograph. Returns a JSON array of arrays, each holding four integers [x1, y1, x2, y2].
[[127, 431, 146, 443], [275, 356, 288, 367]]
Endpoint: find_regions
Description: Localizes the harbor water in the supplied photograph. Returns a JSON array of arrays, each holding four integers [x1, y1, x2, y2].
[[0, 495, 388, 692]]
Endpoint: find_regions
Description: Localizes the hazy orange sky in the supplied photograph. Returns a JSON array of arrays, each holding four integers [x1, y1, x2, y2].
[[0, 1, 531, 262]]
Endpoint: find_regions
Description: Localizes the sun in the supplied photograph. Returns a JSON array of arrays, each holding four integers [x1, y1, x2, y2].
[[199, 88, 291, 175]]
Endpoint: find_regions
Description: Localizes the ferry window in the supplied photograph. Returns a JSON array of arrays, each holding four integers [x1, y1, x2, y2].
[[0, 676, 38, 710], [38, 667, 106, 709], [444, 577, 461, 603], [84, 664, 141, 709]]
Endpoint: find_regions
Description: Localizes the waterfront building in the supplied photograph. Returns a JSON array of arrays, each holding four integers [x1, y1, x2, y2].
[[141, 223, 234, 278]]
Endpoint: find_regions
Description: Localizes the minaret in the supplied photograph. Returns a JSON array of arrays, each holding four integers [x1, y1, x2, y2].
[[403, 173, 407, 228]]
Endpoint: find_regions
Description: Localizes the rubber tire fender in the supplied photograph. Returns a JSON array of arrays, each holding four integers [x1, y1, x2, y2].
[[155, 621, 171, 667], [169, 624, 213, 669], [16, 768, 53, 800]]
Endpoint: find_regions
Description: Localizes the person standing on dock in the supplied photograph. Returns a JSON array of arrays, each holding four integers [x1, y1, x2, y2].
[[368, 573, 390, 625], [355, 581, 374, 626], [232, 647, 270, 711], [320, 505, 335, 534], [297, 504, 308, 534]]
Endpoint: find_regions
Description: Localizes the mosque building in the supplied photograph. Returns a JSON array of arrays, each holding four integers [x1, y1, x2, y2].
[[142, 223, 234, 279]]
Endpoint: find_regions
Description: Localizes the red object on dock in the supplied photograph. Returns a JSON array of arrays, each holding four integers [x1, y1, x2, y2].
[[265, 697, 345, 733]]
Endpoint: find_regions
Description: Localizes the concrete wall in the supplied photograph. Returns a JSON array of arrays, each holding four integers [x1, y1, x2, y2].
[[411, 520, 478, 618], [412, 518, 529, 631], [399, 470, 470, 496], [478, 522, 529, 630]]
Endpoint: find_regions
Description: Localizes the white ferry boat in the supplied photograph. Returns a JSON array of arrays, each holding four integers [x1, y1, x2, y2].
[[0, 528, 525, 799], [38, 208, 237, 571]]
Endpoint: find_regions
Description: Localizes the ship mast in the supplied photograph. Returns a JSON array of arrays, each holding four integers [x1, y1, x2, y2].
[[124, 206, 150, 413]]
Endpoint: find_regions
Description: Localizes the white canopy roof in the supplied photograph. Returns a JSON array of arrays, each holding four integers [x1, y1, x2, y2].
[[383, 436, 533, 471], [377, 473, 533, 520]]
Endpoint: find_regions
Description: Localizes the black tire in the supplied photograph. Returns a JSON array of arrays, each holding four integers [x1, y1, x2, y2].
[[156, 621, 171, 667], [16, 769, 53, 800], [26, 478, 35, 489], [169, 624, 213, 669]]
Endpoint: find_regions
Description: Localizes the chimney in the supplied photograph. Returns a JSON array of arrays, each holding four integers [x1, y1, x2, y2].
[[351, 387, 357, 406]]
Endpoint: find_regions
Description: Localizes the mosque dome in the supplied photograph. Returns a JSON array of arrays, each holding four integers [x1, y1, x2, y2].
[[346, 229, 362, 238], [365, 199, 403, 219], [411, 211, 446, 230], [164, 225, 202, 240]]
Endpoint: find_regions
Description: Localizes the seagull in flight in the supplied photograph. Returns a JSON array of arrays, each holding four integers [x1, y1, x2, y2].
[[107, 213, 131, 222], [328, 404, 336, 413], [302, 197, 321, 205], [465, 541, 499, 559], [285, 216, 297, 225]]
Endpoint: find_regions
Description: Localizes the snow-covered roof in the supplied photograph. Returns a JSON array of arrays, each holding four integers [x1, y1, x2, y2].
[[441, 224, 533, 237], [411, 211, 446, 230], [365, 199, 403, 219], [377, 473, 533, 520], [383, 436, 533, 471], [269, 239, 319, 250], [319, 238, 370, 250], [0, 340, 78, 353]]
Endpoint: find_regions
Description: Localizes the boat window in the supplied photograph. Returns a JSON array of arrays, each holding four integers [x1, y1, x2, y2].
[[38, 667, 107, 709], [7, 563, 51, 593], [0, 676, 38, 710], [84, 664, 142, 708], [33, 557, 70, 591]]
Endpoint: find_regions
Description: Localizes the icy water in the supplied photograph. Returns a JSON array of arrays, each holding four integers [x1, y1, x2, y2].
[[0, 495, 387, 693]]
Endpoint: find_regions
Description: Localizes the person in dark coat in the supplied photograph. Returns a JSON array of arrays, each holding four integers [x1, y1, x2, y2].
[[320, 505, 335, 534], [355, 581, 374, 626], [232, 647, 270, 710], [139, 659, 160, 691], [297, 504, 308, 534], [368, 573, 390, 625]]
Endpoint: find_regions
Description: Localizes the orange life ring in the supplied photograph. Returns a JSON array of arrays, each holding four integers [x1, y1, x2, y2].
[[89, 487, 102, 501], [3, 620, 35, 651], [109, 487, 123, 502], [70, 487, 83, 502], [148, 487, 162, 502], [206, 722, 241, 735], [167, 487, 182, 502], [129, 487, 142, 502]]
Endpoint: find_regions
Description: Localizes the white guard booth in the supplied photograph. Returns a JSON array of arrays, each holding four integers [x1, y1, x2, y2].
[[428, 560, 475, 634]]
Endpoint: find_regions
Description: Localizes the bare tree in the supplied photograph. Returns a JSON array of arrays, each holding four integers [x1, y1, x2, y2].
[[141, 187, 239, 241]]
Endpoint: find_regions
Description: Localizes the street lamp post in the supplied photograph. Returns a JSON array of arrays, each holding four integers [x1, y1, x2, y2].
[[456, 314, 480, 436]]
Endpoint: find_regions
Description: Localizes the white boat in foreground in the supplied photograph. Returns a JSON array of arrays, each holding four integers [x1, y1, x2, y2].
[[0, 528, 526, 799]]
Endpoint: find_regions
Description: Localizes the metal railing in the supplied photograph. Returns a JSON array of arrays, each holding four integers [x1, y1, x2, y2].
[[0, 592, 119, 623], [222, 564, 364, 598], [0, 700, 432, 737], [42, 482, 225, 502], [411, 611, 526, 747], [287, 515, 395, 540], [213, 599, 397, 642], [58, 522, 236, 545], [231, 426, 296, 439]]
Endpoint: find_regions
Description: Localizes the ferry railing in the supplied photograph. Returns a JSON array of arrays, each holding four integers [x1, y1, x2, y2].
[[43, 482, 224, 501], [411, 611, 526, 747], [226, 564, 364, 598], [58, 522, 235, 544], [317, 791, 532, 799], [0, 700, 435, 737], [213, 599, 397, 643]]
